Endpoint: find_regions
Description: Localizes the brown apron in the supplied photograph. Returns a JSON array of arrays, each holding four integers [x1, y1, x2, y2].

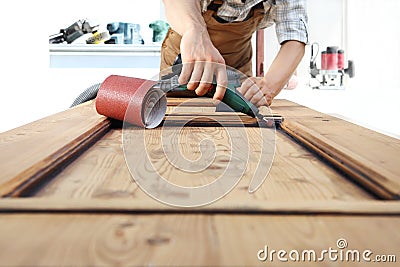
[[160, 5, 265, 77]]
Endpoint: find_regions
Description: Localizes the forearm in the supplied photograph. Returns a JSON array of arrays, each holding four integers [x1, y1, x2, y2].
[[162, 0, 227, 100], [264, 40, 305, 93], [163, 0, 206, 35]]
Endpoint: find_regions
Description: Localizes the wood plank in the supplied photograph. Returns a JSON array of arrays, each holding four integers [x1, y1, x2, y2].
[[163, 113, 282, 127], [270, 100, 400, 199], [166, 98, 283, 128], [0, 101, 111, 197], [0, 213, 398, 266], [0, 96, 273, 198], [166, 105, 215, 115], [1, 198, 400, 215], [166, 97, 282, 125], [164, 113, 260, 127], [35, 127, 373, 202], [167, 97, 216, 107]]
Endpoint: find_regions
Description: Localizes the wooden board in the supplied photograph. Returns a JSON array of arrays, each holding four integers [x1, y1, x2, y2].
[[0, 213, 398, 266], [167, 97, 216, 107], [0, 101, 111, 197], [270, 100, 400, 199], [35, 128, 372, 202], [1, 198, 400, 215], [0, 98, 399, 267], [2, 98, 393, 205]]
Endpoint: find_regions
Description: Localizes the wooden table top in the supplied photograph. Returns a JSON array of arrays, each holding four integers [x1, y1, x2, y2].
[[0, 98, 399, 266]]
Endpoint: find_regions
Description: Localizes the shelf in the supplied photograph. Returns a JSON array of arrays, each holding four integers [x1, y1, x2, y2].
[[49, 44, 162, 68]]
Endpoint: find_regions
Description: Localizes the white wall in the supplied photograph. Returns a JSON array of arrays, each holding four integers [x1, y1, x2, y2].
[[274, 0, 400, 138], [264, 0, 344, 78], [1, 0, 400, 137], [0, 1, 164, 133], [340, 0, 400, 137], [346, 0, 400, 97]]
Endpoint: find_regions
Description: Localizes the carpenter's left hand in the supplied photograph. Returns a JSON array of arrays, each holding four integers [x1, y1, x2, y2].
[[237, 77, 280, 107]]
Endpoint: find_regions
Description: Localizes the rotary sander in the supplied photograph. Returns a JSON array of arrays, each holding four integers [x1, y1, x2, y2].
[[74, 57, 281, 128]]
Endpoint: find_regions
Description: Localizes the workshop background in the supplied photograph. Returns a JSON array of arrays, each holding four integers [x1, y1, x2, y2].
[[0, 0, 399, 138]]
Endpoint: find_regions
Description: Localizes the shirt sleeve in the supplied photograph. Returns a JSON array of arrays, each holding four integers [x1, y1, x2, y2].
[[274, 0, 309, 44]]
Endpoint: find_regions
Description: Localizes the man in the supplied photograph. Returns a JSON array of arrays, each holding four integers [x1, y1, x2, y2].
[[160, 0, 308, 106]]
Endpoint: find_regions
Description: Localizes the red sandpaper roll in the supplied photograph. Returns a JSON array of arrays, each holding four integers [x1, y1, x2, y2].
[[96, 75, 167, 128]]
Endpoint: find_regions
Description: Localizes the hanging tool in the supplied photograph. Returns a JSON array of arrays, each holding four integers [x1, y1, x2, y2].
[[309, 43, 355, 90], [49, 19, 97, 44]]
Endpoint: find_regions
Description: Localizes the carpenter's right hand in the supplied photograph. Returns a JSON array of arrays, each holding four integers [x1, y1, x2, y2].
[[178, 28, 228, 101]]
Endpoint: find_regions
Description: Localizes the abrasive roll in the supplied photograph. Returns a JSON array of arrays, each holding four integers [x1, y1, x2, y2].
[[95, 75, 167, 128]]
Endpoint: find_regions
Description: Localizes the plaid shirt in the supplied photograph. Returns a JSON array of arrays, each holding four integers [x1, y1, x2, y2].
[[201, 0, 309, 44]]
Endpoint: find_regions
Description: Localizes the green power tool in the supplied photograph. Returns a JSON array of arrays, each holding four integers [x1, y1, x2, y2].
[[159, 54, 260, 118]]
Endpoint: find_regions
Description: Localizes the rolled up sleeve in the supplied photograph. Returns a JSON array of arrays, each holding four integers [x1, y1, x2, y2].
[[274, 0, 309, 44]]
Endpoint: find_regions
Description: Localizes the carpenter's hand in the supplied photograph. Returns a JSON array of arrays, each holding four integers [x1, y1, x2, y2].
[[237, 77, 280, 107], [178, 28, 227, 101]]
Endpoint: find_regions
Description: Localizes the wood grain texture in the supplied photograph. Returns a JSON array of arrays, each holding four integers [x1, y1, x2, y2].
[[0, 101, 111, 197], [167, 97, 216, 107], [1, 198, 400, 215], [164, 113, 260, 127], [0, 97, 399, 267], [0, 213, 398, 266], [36, 127, 372, 202], [270, 100, 400, 199]]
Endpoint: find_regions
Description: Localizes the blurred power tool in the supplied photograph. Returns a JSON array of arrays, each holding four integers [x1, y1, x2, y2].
[[309, 43, 355, 90], [149, 20, 170, 42], [49, 19, 97, 44], [105, 22, 144, 44]]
